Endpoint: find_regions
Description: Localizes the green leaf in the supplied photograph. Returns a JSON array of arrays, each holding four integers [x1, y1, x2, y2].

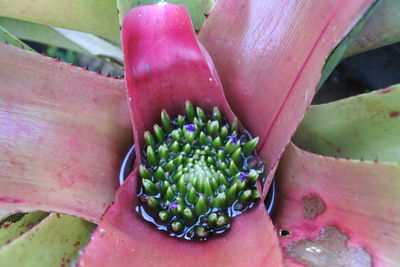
[[0, 0, 120, 43], [0, 17, 124, 64], [0, 212, 48, 246], [345, 0, 400, 57], [117, 0, 215, 29], [293, 84, 400, 162], [0, 25, 34, 51], [0, 214, 95, 266], [318, 0, 382, 87]]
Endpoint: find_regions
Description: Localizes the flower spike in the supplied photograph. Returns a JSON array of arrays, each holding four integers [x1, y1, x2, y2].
[[137, 101, 264, 240]]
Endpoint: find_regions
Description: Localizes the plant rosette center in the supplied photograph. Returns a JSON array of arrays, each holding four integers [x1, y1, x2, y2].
[[137, 101, 265, 240]]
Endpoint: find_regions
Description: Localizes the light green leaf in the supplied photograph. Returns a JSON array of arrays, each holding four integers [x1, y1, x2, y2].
[[293, 84, 400, 162], [318, 0, 382, 87], [0, 24, 34, 51], [117, 0, 215, 29], [345, 0, 400, 57], [0, 0, 120, 43], [0, 214, 95, 266], [0, 212, 48, 246], [0, 17, 86, 54], [1, 17, 123, 64]]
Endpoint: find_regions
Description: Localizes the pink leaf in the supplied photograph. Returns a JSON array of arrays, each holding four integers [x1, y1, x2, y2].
[[199, 0, 375, 195], [79, 4, 283, 266], [274, 143, 400, 266], [0, 44, 132, 223]]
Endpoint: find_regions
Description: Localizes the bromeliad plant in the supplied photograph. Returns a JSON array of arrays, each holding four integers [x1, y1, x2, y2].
[[0, 0, 400, 266], [136, 101, 263, 240]]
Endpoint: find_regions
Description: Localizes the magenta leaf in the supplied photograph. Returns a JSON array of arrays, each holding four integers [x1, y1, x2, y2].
[[199, 0, 376, 195], [0, 44, 132, 223], [79, 4, 283, 266], [274, 143, 400, 266]]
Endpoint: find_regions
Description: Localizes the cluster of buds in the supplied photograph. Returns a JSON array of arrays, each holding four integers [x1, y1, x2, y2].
[[137, 101, 264, 240]]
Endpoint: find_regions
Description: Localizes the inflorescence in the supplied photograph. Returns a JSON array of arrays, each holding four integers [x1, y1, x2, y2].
[[136, 101, 265, 240]]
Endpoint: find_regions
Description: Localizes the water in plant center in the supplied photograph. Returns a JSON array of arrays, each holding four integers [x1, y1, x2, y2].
[[136, 101, 265, 240]]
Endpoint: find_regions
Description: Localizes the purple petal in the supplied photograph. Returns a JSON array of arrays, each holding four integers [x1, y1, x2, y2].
[[239, 172, 249, 182], [169, 202, 178, 210], [228, 134, 238, 144], [185, 124, 196, 132]]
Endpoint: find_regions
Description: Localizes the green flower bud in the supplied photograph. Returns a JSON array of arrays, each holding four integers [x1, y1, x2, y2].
[[195, 226, 209, 238], [146, 197, 159, 209], [158, 145, 169, 160], [171, 129, 181, 141], [164, 187, 175, 201], [187, 186, 197, 204], [207, 212, 218, 226], [212, 107, 222, 123], [213, 192, 226, 208], [185, 101, 195, 122], [171, 220, 183, 233], [139, 165, 152, 180], [239, 189, 252, 203], [183, 208, 195, 225], [161, 109, 173, 133], [144, 131, 156, 148], [226, 183, 238, 205], [154, 166, 166, 181], [195, 195, 208, 216], [216, 215, 229, 227], [196, 107, 207, 122], [177, 115, 185, 127], [207, 120, 219, 136], [199, 131, 208, 146], [146, 146, 157, 166], [243, 137, 259, 155], [142, 179, 158, 195], [159, 210, 170, 222], [153, 124, 165, 143]]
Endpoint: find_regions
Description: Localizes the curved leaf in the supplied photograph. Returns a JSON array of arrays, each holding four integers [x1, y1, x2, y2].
[[293, 84, 400, 162], [318, 0, 382, 88], [0, 0, 120, 43], [0, 212, 47, 246], [117, 0, 215, 29], [0, 17, 124, 63], [345, 0, 400, 57], [79, 4, 283, 266], [199, 0, 376, 187], [0, 24, 33, 51], [0, 43, 132, 223], [273, 143, 400, 266], [0, 214, 95, 266]]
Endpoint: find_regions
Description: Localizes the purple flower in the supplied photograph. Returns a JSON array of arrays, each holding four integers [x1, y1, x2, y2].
[[169, 202, 178, 210], [239, 172, 249, 182], [184, 124, 196, 132], [228, 134, 238, 144]]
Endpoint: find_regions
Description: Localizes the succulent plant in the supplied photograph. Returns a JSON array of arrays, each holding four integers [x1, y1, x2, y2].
[[0, 0, 399, 266]]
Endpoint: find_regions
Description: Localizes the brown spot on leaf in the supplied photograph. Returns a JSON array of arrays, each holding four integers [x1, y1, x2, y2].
[[286, 226, 372, 267], [73, 241, 81, 247], [2, 223, 11, 229], [302, 194, 326, 220], [389, 111, 399, 118], [379, 87, 394, 94]]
